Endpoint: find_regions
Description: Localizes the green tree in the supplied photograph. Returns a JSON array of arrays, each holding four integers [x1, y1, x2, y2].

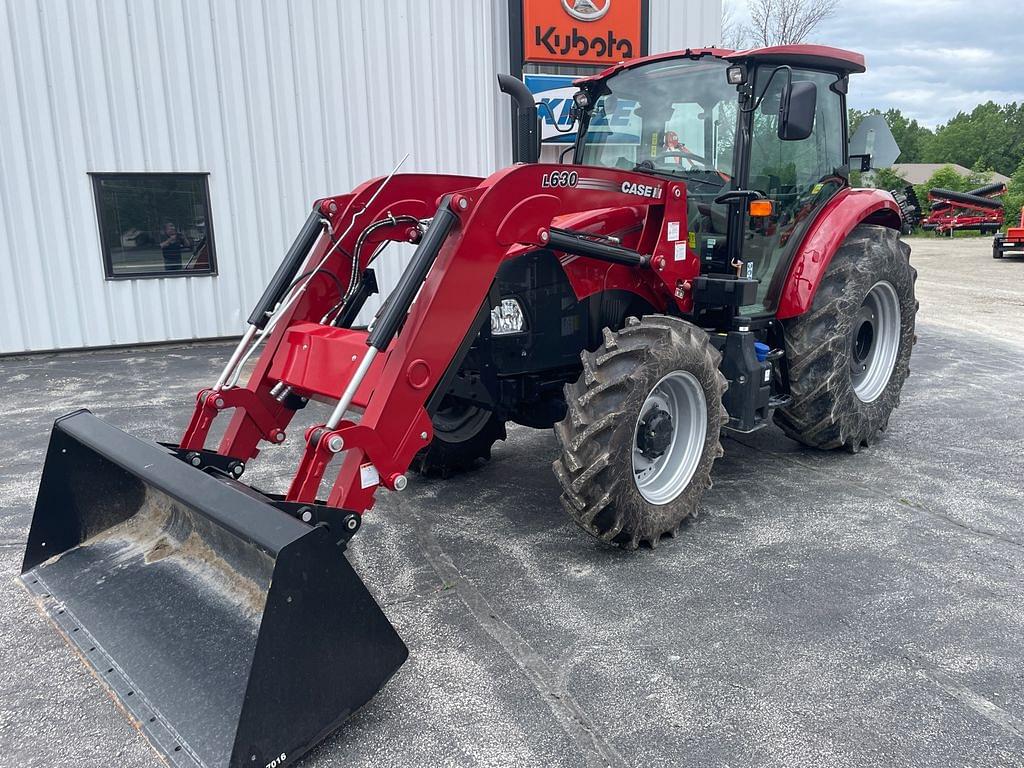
[[924, 102, 1024, 177], [869, 166, 910, 191]]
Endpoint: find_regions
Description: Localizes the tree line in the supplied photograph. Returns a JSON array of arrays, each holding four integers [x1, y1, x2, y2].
[[850, 105, 1024, 230]]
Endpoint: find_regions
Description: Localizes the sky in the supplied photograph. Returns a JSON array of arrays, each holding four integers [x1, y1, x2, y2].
[[728, 0, 1024, 128]]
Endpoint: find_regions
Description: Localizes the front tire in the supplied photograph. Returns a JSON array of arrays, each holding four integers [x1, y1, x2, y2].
[[411, 398, 506, 477], [775, 225, 917, 451], [553, 316, 727, 550]]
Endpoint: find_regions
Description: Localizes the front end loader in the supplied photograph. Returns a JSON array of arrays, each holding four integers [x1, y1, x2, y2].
[[22, 45, 916, 767]]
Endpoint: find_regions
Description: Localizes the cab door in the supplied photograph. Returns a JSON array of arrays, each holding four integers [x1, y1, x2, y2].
[[739, 68, 847, 313]]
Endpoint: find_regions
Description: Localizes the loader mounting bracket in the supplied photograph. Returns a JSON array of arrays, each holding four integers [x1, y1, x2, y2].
[[270, 499, 363, 546], [180, 386, 285, 453], [161, 442, 248, 478]]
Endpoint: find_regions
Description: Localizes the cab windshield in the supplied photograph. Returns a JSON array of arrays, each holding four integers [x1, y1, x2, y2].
[[578, 57, 738, 191]]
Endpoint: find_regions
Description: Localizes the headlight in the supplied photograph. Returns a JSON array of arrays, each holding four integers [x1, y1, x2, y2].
[[490, 298, 525, 336]]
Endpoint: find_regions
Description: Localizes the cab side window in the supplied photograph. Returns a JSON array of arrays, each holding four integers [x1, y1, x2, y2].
[[744, 68, 846, 310]]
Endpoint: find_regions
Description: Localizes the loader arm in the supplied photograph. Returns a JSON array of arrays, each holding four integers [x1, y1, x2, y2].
[[179, 165, 693, 514], [281, 164, 693, 512], [179, 173, 484, 460]]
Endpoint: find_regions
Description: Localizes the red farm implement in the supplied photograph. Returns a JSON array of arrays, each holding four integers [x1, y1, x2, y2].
[[923, 183, 1006, 236], [22, 45, 917, 768]]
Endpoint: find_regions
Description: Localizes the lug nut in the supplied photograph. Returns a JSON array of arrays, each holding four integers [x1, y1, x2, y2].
[[326, 435, 345, 452]]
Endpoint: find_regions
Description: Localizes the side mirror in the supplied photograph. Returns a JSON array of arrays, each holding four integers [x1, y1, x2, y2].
[[778, 80, 816, 141]]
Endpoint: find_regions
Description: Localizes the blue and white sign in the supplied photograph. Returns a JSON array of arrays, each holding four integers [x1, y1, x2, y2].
[[524, 74, 579, 144], [524, 73, 641, 147]]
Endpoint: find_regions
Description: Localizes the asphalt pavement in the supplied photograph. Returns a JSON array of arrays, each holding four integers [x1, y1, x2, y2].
[[0, 236, 1022, 768]]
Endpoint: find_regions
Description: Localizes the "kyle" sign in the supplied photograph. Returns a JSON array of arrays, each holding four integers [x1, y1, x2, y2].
[[522, 0, 646, 66]]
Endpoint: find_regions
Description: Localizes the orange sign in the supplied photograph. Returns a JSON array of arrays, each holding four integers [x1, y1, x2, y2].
[[522, 0, 645, 66]]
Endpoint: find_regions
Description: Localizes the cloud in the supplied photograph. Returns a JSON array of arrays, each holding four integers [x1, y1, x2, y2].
[[814, 0, 1024, 126], [725, 0, 1023, 127]]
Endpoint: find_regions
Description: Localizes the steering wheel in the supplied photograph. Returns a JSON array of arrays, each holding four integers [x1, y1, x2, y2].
[[650, 148, 710, 169]]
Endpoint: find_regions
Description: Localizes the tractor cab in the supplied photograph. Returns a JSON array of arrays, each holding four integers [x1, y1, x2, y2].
[[570, 46, 864, 314]]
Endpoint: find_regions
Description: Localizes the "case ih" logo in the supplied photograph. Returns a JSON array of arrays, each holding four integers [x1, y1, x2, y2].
[[621, 181, 663, 199]]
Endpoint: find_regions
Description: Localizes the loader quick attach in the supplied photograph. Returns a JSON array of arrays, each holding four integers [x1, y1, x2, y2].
[[22, 45, 918, 767]]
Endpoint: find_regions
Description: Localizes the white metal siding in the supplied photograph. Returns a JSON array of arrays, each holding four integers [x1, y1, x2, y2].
[[0, 0, 720, 354]]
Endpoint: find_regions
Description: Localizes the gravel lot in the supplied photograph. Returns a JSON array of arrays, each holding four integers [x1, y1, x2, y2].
[[907, 234, 1024, 349], [1, 235, 1022, 768]]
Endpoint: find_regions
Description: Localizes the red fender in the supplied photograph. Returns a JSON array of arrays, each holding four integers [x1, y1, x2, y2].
[[776, 188, 903, 319]]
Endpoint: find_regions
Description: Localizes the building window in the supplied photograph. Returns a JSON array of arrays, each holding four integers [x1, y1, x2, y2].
[[91, 173, 217, 279]]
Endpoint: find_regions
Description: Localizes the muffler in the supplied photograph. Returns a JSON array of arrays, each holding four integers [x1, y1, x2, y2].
[[20, 410, 407, 768]]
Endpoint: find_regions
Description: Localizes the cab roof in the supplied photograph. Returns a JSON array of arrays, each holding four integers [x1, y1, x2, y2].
[[573, 45, 866, 86]]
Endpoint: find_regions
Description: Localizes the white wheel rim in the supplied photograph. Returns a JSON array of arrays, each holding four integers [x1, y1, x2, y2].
[[850, 280, 901, 403], [632, 371, 707, 505]]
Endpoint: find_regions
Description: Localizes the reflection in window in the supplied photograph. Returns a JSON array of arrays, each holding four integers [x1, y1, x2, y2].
[[92, 174, 216, 278]]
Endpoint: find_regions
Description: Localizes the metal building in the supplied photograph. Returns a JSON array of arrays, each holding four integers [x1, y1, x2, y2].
[[0, 0, 721, 354]]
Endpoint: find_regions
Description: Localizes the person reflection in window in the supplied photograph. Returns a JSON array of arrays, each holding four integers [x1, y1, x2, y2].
[[160, 222, 191, 272]]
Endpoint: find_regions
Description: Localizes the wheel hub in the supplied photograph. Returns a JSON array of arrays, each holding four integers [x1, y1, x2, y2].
[[850, 306, 876, 372], [849, 281, 901, 403], [636, 407, 674, 459], [631, 371, 707, 506]]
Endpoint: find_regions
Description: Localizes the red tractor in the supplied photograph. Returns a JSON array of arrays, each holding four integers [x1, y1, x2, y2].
[[22, 45, 916, 768]]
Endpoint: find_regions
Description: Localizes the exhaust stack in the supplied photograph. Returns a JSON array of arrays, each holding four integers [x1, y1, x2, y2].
[[498, 73, 541, 164]]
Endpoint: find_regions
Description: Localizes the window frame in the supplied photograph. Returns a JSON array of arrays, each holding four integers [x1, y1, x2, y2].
[[738, 65, 850, 314], [90, 171, 218, 281]]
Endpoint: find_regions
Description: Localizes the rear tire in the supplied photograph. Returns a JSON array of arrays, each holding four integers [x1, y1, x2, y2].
[[553, 316, 727, 549], [775, 225, 917, 452], [993, 235, 1004, 259], [411, 398, 506, 477]]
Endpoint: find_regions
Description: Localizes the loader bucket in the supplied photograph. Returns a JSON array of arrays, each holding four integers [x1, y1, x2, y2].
[[20, 410, 407, 768]]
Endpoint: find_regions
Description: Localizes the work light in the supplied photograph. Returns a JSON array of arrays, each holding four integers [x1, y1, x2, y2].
[[490, 298, 526, 335], [726, 65, 746, 85]]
